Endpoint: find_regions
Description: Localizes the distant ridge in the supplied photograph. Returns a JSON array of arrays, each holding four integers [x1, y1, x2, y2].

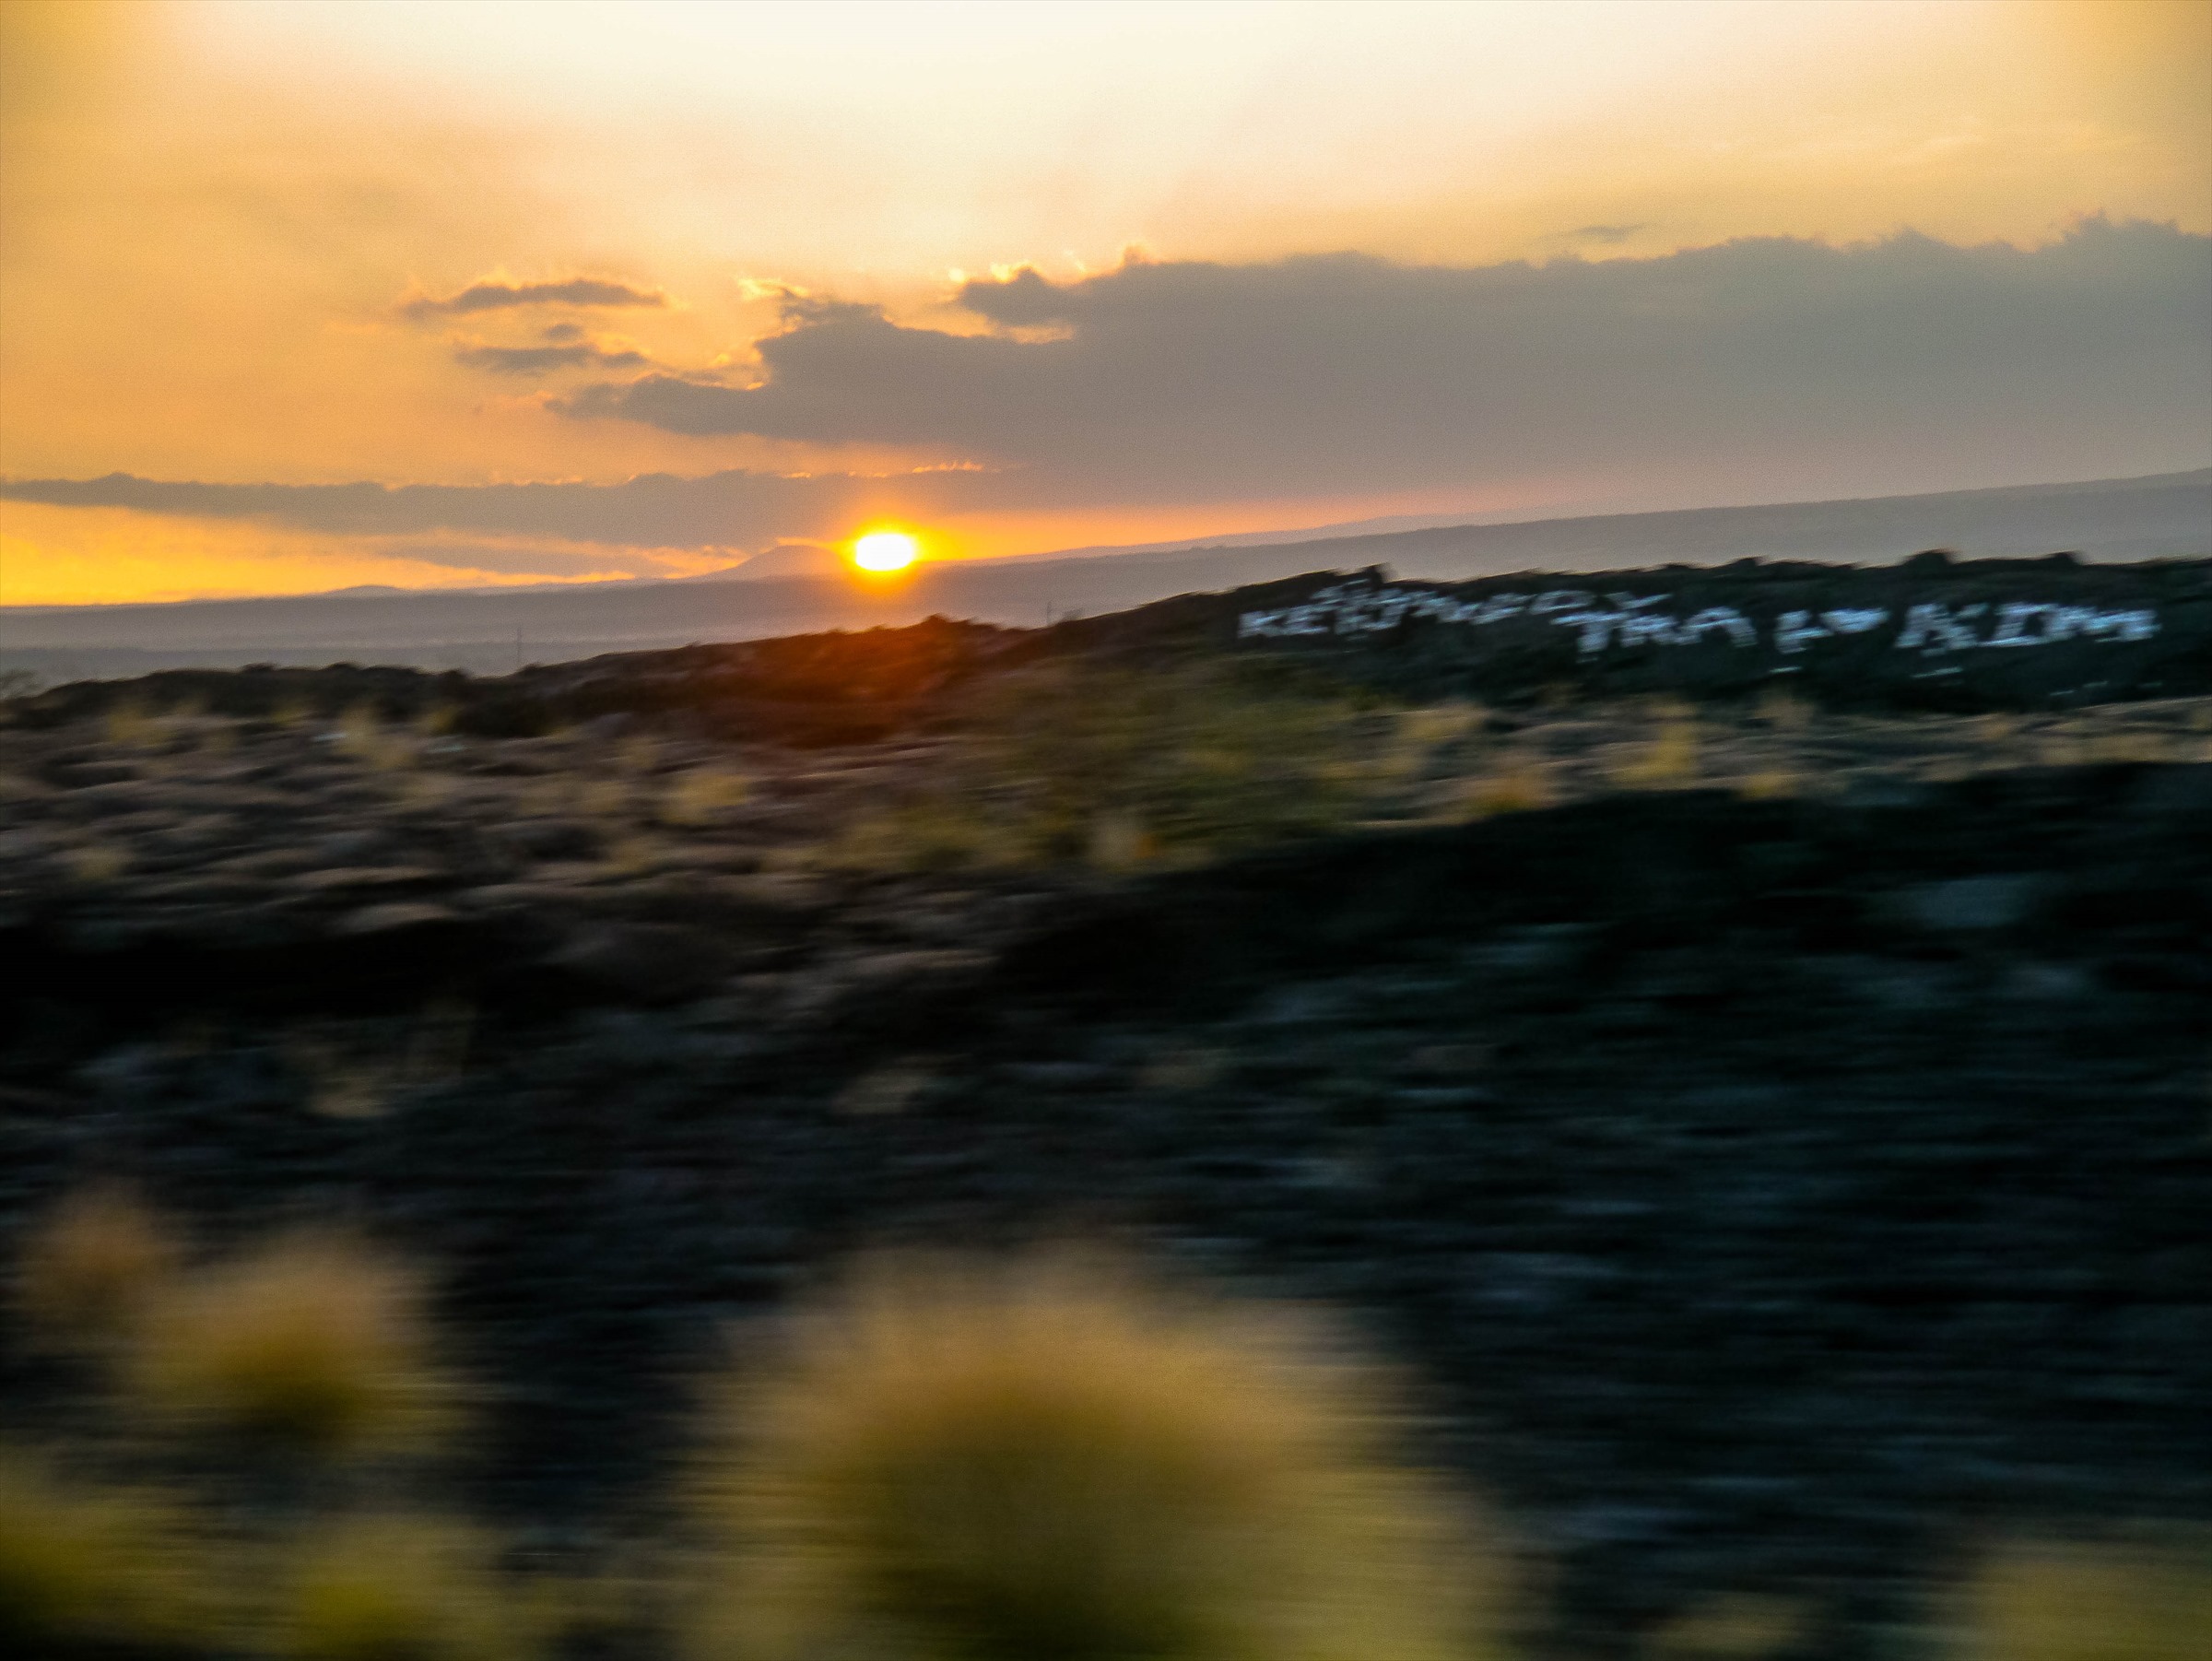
[[5, 469, 2206, 681], [983, 467, 2212, 569]]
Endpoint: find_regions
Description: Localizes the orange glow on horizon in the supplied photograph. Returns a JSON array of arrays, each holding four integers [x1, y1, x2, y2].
[[3, 3, 2205, 606], [0, 501, 739, 607]]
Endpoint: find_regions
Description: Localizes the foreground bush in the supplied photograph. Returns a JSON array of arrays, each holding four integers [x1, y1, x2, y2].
[[275, 1513, 547, 1661], [682, 1251, 1501, 1661], [12, 1182, 182, 1348], [0, 1450, 232, 1649], [127, 1226, 457, 1458], [1946, 1531, 2212, 1661]]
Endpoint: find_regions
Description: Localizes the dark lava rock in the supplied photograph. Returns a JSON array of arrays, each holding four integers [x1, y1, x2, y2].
[[547, 922, 737, 1004], [1100, 557, 2212, 712], [0, 756, 2206, 1655]]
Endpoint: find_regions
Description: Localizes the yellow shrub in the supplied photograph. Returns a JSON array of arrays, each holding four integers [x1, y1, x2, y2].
[[1615, 719, 1700, 787], [1947, 1532, 2212, 1661], [65, 840, 132, 883], [660, 767, 751, 827], [128, 1228, 456, 1457], [0, 1452, 231, 1647], [1752, 689, 1811, 732], [1734, 769, 1798, 801], [1453, 758, 1557, 819], [276, 1514, 545, 1661], [819, 798, 1035, 874], [334, 703, 416, 771], [13, 1182, 182, 1346], [102, 697, 159, 748], [1646, 1592, 1807, 1657], [682, 1252, 1501, 1661]]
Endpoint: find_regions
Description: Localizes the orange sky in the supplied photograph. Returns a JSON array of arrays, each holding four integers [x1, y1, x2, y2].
[[2, 0, 2207, 604]]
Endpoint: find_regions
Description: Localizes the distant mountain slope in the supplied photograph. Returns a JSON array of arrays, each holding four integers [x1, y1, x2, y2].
[[989, 467, 2212, 569], [5, 469, 2205, 680]]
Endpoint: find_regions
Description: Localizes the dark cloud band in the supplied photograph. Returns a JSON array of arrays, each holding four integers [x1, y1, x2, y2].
[[555, 220, 2212, 504], [11, 224, 2206, 558], [0, 468, 984, 549], [401, 277, 667, 319], [452, 341, 649, 376]]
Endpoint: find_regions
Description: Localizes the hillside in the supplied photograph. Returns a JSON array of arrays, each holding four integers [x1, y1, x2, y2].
[[2, 560, 2208, 1653], [4, 468, 2204, 683]]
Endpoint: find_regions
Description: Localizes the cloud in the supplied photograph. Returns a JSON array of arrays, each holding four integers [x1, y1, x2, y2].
[[0, 466, 985, 550], [451, 340, 649, 376], [553, 218, 2212, 508], [399, 276, 668, 319], [1565, 223, 1648, 244], [12, 221, 2206, 562]]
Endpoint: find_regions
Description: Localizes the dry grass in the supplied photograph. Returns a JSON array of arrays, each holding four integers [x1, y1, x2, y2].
[[101, 697, 162, 748], [1385, 703, 1485, 780], [333, 702, 418, 771], [1646, 1592, 1807, 1657], [394, 770, 457, 810], [602, 830, 674, 878], [930, 662, 1379, 867], [681, 1251, 1500, 1661], [128, 1226, 457, 1457], [13, 1182, 183, 1347], [287, 1005, 473, 1119], [0, 1449, 233, 1647], [275, 1513, 547, 1661], [1086, 807, 1161, 872], [1733, 769, 1799, 801], [1943, 1531, 2212, 1661], [576, 776, 633, 819], [1752, 689, 1812, 732], [818, 795, 1037, 875], [660, 766, 751, 827], [1613, 716, 1701, 788], [616, 732, 664, 776], [288, 1035, 400, 1119], [65, 839, 132, 883], [1450, 756, 1557, 820]]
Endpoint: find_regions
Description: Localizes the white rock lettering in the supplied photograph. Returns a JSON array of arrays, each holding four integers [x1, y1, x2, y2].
[[1237, 581, 2159, 655]]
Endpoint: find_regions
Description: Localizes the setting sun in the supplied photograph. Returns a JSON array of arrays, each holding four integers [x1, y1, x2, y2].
[[852, 530, 920, 573]]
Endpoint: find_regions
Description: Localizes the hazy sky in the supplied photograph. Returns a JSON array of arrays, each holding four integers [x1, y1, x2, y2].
[[2, 0, 2207, 604]]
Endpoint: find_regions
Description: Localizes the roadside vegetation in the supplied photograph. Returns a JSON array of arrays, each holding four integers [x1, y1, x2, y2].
[[6, 1187, 2206, 1658]]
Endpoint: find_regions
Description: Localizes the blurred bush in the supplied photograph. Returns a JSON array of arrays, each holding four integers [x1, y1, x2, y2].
[[14, 1181, 182, 1348], [975, 663, 1381, 864], [0, 1450, 234, 1649], [679, 1250, 1501, 1661], [824, 662, 1387, 873], [127, 1226, 457, 1458], [1945, 1531, 2212, 1661], [276, 1513, 547, 1661]]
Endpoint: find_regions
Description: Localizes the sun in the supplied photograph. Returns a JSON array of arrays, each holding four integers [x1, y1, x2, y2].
[[851, 530, 919, 572]]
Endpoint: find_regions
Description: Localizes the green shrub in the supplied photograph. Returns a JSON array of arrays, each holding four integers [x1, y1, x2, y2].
[[680, 1251, 1500, 1661]]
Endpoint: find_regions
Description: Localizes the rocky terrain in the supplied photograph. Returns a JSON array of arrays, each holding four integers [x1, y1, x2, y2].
[[2, 558, 2209, 1656]]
